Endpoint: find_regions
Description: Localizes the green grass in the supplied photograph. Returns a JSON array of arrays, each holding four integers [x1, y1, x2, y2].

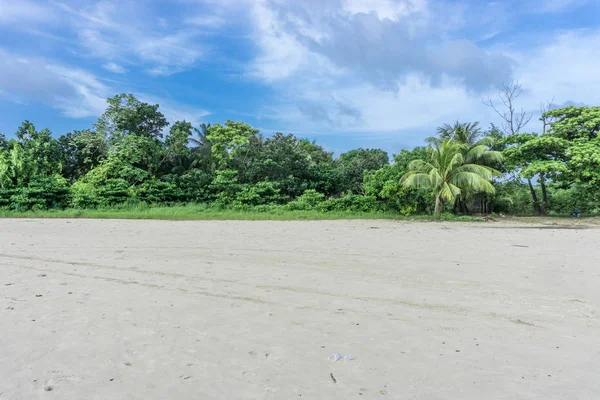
[[0, 204, 484, 222]]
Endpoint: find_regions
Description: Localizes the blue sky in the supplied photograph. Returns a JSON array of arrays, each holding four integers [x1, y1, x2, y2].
[[1, 0, 599, 155]]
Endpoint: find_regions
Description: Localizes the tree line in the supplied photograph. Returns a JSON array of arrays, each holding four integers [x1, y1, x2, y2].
[[1, 93, 598, 216]]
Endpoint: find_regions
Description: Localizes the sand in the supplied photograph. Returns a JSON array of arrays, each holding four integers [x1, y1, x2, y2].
[[1, 218, 599, 399]]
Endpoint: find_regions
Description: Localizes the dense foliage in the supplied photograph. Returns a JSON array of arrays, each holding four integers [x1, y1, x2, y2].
[[1, 94, 598, 216]]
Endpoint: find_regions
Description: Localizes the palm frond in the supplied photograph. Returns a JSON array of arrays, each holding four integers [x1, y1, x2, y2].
[[465, 145, 503, 164], [400, 173, 433, 189], [451, 172, 496, 194], [453, 163, 502, 179], [439, 182, 461, 201], [407, 159, 435, 172]]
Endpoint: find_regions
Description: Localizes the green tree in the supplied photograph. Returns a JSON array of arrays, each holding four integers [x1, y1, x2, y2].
[[190, 123, 215, 173], [432, 121, 482, 145], [336, 148, 389, 193], [0, 142, 27, 188], [298, 139, 333, 164], [58, 130, 108, 181], [567, 138, 600, 190], [428, 122, 501, 213], [544, 106, 600, 196], [0, 133, 8, 150], [15, 121, 62, 179], [165, 121, 193, 156], [97, 94, 169, 140], [503, 133, 569, 215], [543, 106, 600, 141], [400, 139, 502, 215], [207, 121, 259, 170]]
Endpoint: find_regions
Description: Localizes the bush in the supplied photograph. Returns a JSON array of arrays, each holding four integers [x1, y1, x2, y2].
[[5, 175, 70, 211], [71, 178, 131, 208], [134, 179, 183, 204], [363, 165, 429, 215], [231, 181, 283, 208], [209, 170, 239, 207], [285, 189, 325, 210], [171, 170, 212, 202], [70, 181, 101, 208], [0, 187, 16, 209]]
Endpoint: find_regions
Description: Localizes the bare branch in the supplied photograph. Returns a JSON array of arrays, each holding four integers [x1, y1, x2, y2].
[[539, 96, 556, 135], [482, 81, 533, 135]]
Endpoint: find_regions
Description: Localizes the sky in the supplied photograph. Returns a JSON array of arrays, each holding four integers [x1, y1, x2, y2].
[[1, 0, 599, 155]]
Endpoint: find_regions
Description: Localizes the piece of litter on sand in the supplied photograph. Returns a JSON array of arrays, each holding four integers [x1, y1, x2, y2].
[[328, 353, 354, 362]]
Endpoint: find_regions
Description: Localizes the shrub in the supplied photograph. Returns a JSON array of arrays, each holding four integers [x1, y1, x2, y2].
[[232, 181, 283, 208], [71, 178, 130, 208], [172, 170, 212, 202], [6, 175, 70, 211], [285, 189, 325, 210], [134, 179, 183, 204]]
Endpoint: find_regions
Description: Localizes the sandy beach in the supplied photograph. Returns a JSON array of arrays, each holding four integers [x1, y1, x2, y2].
[[1, 218, 599, 399]]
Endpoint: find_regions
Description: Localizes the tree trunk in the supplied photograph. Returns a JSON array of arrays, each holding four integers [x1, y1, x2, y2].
[[434, 196, 443, 216], [527, 178, 543, 215], [452, 198, 459, 214], [539, 174, 548, 215]]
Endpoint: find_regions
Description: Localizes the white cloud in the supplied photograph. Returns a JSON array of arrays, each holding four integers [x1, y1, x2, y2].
[[246, 0, 512, 90], [0, 47, 210, 122], [1, 0, 598, 143], [0, 48, 109, 118], [140, 95, 212, 127], [185, 14, 227, 28], [0, 0, 55, 24], [238, 0, 600, 142], [510, 28, 600, 114], [102, 62, 127, 74], [20, 0, 207, 76], [529, 0, 589, 13], [344, 0, 429, 20]]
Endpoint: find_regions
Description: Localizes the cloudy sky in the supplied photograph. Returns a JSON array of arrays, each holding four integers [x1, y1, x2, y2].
[[1, 0, 599, 154]]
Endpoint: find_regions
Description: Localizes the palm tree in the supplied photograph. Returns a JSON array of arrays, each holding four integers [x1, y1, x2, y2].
[[190, 123, 215, 173], [400, 139, 502, 216], [170, 154, 199, 175], [436, 121, 482, 145], [426, 122, 502, 213], [190, 123, 211, 148]]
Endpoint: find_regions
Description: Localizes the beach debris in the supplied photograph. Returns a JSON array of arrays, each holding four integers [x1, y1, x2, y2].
[[328, 353, 353, 362], [330, 373, 337, 383]]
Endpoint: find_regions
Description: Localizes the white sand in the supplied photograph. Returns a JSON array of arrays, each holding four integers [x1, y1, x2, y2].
[[1, 219, 599, 399]]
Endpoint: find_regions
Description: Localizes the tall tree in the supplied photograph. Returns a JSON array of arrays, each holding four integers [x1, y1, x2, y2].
[[58, 130, 108, 181], [502, 133, 569, 215], [400, 139, 502, 215], [190, 123, 216, 173], [432, 121, 482, 146], [483, 81, 533, 136], [15, 121, 62, 179], [544, 106, 600, 198], [206, 121, 259, 170], [336, 148, 389, 194], [428, 122, 500, 213], [483, 82, 551, 214], [96, 94, 169, 140]]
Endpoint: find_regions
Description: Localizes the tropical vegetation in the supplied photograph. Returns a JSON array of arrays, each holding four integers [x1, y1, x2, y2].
[[1, 90, 599, 218]]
